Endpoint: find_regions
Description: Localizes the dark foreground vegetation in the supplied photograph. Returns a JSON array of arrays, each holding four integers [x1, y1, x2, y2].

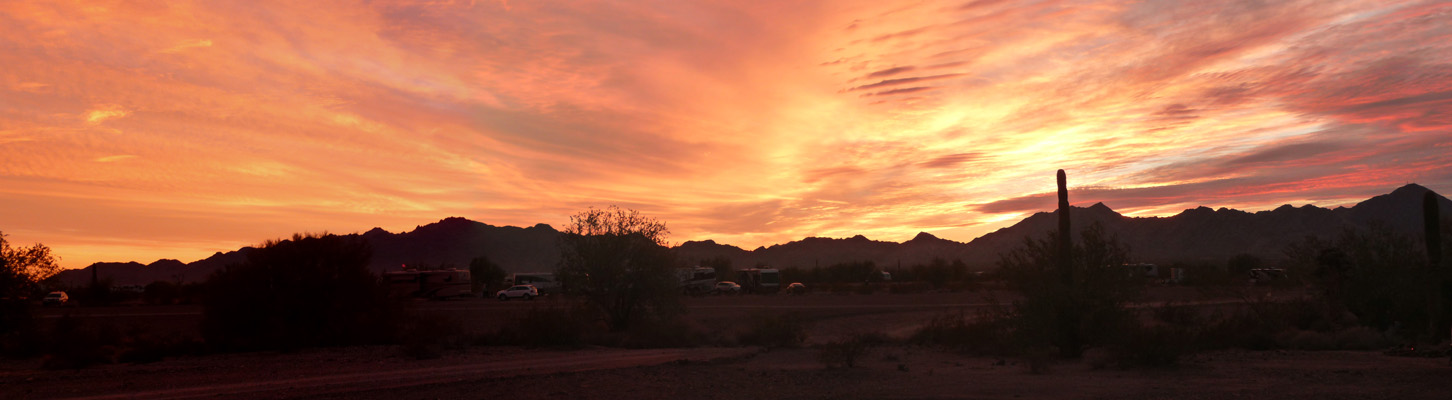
[[3, 179, 1450, 372]]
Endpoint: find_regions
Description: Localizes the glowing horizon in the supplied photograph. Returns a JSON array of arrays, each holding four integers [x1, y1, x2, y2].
[[2, 0, 1450, 269]]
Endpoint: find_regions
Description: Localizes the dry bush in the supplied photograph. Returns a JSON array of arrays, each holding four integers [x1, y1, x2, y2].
[[817, 333, 881, 369], [493, 306, 595, 348], [910, 307, 1017, 355], [202, 234, 402, 352], [1109, 323, 1196, 368], [39, 316, 121, 369], [400, 314, 469, 359]]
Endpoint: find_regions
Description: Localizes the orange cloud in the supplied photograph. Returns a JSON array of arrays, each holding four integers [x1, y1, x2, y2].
[[0, 0, 1448, 269]]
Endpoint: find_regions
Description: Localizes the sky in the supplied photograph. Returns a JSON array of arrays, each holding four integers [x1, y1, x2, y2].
[[2, 0, 1450, 269]]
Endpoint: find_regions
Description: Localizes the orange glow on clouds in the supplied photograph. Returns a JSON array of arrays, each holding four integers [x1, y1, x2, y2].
[[1, 0, 1450, 268]]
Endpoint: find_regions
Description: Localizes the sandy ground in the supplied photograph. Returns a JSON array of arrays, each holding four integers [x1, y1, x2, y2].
[[7, 345, 1447, 400], [380, 348, 1452, 400], [13, 287, 1447, 399]]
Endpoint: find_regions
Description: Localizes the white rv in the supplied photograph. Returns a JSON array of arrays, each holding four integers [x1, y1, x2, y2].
[[677, 267, 717, 295], [383, 269, 472, 299]]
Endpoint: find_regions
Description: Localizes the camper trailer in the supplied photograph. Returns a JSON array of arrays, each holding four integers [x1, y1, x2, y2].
[[677, 267, 717, 295], [383, 269, 472, 299], [1248, 268, 1286, 285], [736, 268, 780, 294]]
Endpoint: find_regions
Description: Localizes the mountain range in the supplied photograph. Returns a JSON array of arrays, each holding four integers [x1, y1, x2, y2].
[[55, 184, 1451, 287]]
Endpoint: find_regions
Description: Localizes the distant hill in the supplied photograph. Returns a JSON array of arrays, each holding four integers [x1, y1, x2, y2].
[[54, 184, 1451, 286], [54, 218, 563, 287], [957, 183, 1450, 266]]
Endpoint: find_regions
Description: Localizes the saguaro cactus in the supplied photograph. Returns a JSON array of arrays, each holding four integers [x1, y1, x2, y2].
[[1423, 192, 1445, 342], [1058, 169, 1072, 286], [1426, 192, 1442, 268], [1056, 169, 1078, 357]]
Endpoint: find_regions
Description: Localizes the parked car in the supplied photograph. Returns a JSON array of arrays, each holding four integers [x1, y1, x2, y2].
[[495, 285, 539, 301], [712, 281, 741, 295], [42, 291, 68, 306], [785, 282, 807, 295]]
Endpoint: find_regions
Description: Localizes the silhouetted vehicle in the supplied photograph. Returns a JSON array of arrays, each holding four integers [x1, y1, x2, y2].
[[495, 285, 539, 300], [504, 272, 559, 294], [712, 281, 741, 295], [736, 268, 780, 294], [42, 291, 68, 306], [1248, 268, 1286, 285], [383, 269, 472, 299], [785, 282, 807, 295]]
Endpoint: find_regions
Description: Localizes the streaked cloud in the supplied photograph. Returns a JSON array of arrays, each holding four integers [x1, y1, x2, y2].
[[0, 0, 1448, 268]]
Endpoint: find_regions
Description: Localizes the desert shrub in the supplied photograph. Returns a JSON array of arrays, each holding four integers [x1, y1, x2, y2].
[[494, 306, 594, 348], [75, 278, 116, 306], [0, 300, 37, 358], [1000, 223, 1142, 358], [40, 316, 121, 369], [1095, 302, 1203, 368], [738, 313, 807, 348], [1285, 226, 1449, 340], [400, 314, 468, 359], [817, 333, 879, 368], [1188, 298, 1343, 351], [202, 233, 403, 352], [1110, 323, 1196, 368], [910, 306, 1016, 355], [115, 329, 204, 364], [910, 258, 972, 290], [143, 281, 182, 305]]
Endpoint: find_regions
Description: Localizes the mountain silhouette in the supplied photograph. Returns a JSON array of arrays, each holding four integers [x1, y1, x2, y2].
[[54, 184, 1451, 286]]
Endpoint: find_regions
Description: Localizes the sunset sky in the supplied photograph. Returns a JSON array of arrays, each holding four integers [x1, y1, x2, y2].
[[3, 0, 1450, 269]]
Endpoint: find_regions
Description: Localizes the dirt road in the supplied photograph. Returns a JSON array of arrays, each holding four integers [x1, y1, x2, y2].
[[4, 347, 755, 400]]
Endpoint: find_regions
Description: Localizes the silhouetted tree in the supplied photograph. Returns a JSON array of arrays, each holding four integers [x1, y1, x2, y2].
[[0, 231, 60, 300], [1, 232, 59, 341], [912, 258, 970, 289], [469, 255, 507, 293], [201, 233, 400, 351], [823, 261, 878, 283], [556, 206, 681, 332], [143, 280, 182, 305]]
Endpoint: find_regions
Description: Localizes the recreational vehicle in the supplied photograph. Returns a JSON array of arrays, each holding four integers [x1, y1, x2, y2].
[[677, 267, 717, 295], [382, 268, 472, 299], [736, 268, 780, 294]]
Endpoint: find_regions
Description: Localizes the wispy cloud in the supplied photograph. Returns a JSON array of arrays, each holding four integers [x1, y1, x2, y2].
[[0, 0, 1448, 268]]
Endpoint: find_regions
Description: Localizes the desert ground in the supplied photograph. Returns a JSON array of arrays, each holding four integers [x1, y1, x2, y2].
[[5, 288, 1451, 399]]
